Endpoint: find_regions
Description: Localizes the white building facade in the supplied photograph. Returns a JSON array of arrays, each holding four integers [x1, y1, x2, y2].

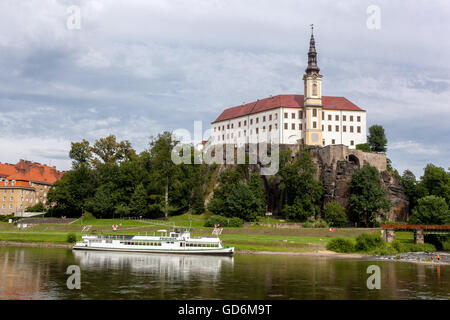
[[209, 30, 367, 149]]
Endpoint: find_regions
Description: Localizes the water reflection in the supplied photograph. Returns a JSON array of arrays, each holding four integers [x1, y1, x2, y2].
[[73, 250, 234, 282]]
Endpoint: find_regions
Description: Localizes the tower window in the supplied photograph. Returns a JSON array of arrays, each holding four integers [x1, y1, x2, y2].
[[312, 83, 318, 96], [322, 112, 324, 119], [313, 122, 317, 128], [312, 109, 317, 117], [299, 111, 303, 119]]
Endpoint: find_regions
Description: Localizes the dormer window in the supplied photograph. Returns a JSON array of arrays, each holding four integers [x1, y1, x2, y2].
[[4, 180, 8, 186], [12, 180, 16, 186]]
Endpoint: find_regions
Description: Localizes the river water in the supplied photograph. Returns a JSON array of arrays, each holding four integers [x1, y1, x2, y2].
[[0, 246, 448, 300]]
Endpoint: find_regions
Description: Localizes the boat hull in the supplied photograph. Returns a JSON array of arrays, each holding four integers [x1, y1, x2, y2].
[[72, 244, 234, 256]]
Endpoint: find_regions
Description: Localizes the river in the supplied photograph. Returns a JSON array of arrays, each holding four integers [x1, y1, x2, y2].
[[0, 246, 448, 300]]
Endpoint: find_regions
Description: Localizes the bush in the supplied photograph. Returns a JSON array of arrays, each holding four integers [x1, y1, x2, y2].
[[323, 201, 348, 227], [303, 219, 328, 228], [391, 240, 436, 253], [66, 233, 77, 243], [356, 143, 371, 152], [204, 215, 243, 228], [326, 238, 355, 253], [355, 233, 385, 252]]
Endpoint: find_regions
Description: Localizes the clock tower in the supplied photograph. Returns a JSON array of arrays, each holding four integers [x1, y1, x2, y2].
[[302, 25, 323, 146]]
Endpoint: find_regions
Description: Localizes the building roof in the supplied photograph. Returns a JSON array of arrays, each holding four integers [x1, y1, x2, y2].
[[212, 94, 364, 123], [0, 179, 34, 189], [0, 160, 64, 186]]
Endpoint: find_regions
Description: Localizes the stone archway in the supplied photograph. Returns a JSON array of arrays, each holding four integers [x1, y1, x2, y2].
[[348, 154, 360, 167]]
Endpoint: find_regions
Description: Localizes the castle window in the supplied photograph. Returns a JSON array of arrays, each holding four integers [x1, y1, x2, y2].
[[322, 112, 324, 119], [256, 128, 259, 134], [222, 125, 225, 130], [284, 123, 288, 129], [312, 83, 318, 96], [269, 114, 272, 121], [256, 117, 259, 124], [357, 116, 361, 122], [274, 113, 278, 120], [227, 124, 230, 129], [263, 116, 266, 122], [332, 139, 336, 144], [292, 113, 295, 119], [244, 120, 247, 126], [357, 126, 361, 133], [335, 115, 339, 121], [299, 111, 303, 119], [313, 109, 317, 117], [244, 130, 247, 136], [343, 115, 346, 121], [350, 126, 354, 133], [313, 122, 317, 128], [299, 124, 302, 130], [269, 125, 272, 131], [291, 123, 295, 130], [350, 140, 354, 146], [350, 116, 354, 122], [322, 125, 324, 131], [222, 135, 225, 140], [263, 126, 266, 132], [343, 126, 346, 132], [328, 115, 332, 121], [238, 122, 241, 128], [284, 113, 288, 119], [328, 125, 332, 131], [336, 125, 339, 132], [275, 123, 278, 130], [250, 119, 253, 125], [231, 123, 234, 129]]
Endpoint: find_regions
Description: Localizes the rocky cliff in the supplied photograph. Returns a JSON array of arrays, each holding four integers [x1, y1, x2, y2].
[[205, 144, 409, 222]]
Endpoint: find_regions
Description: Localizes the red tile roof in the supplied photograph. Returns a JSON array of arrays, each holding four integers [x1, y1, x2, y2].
[[212, 94, 364, 123], [0, 160, 64, 186], [0, 179, 34, 189], [0, 163, 17, 178]]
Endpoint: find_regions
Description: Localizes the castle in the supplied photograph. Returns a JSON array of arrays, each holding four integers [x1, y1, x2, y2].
[[209, 28, 367, 148]]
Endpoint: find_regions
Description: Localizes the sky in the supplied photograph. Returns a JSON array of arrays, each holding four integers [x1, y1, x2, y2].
[[0, 0, 449, 177]]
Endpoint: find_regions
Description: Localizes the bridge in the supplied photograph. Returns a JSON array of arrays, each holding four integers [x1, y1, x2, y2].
[[381, 224, 450, 244]]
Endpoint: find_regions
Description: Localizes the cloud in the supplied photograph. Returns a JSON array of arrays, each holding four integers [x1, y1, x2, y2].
[[0, 0, 448, 175]]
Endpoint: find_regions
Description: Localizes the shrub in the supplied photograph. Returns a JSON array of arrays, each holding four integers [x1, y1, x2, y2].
[[391, 240, 436, 253], [355, 233, 385, 252], [326, 238, 355, 253], [302, 219, 328, 228], [204, 215, 243, 228], [323, 201, 348, 227], [356, 143, 371, 152], [66, 233, 77, 243]]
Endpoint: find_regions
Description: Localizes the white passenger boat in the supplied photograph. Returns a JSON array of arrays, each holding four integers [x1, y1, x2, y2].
[[73, 227, 234, 255]]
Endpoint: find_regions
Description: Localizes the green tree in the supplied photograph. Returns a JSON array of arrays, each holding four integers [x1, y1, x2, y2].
[[90, 135, 136, 166], [401, 170, 421, 211], [190, 184, 205, 215], [247, 173, 266, 216], [324, 201, 348, 227], [367, 125, 387, 152], [278, 149, 323, 220], [349, 165, 391, 227], [223, 183, 260, 221], [418, 164, 450, 206], [69, 139, 92, 168], [409, 195, 450, 225], [147, 132, 179, 219], [129, 183, 148, 217]]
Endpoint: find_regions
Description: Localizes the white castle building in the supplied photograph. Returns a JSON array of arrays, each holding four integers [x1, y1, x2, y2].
[[209, 29, 367, 149]]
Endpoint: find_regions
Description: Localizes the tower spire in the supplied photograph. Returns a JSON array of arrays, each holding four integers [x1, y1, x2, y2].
[[305, 24, 320, 74]]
